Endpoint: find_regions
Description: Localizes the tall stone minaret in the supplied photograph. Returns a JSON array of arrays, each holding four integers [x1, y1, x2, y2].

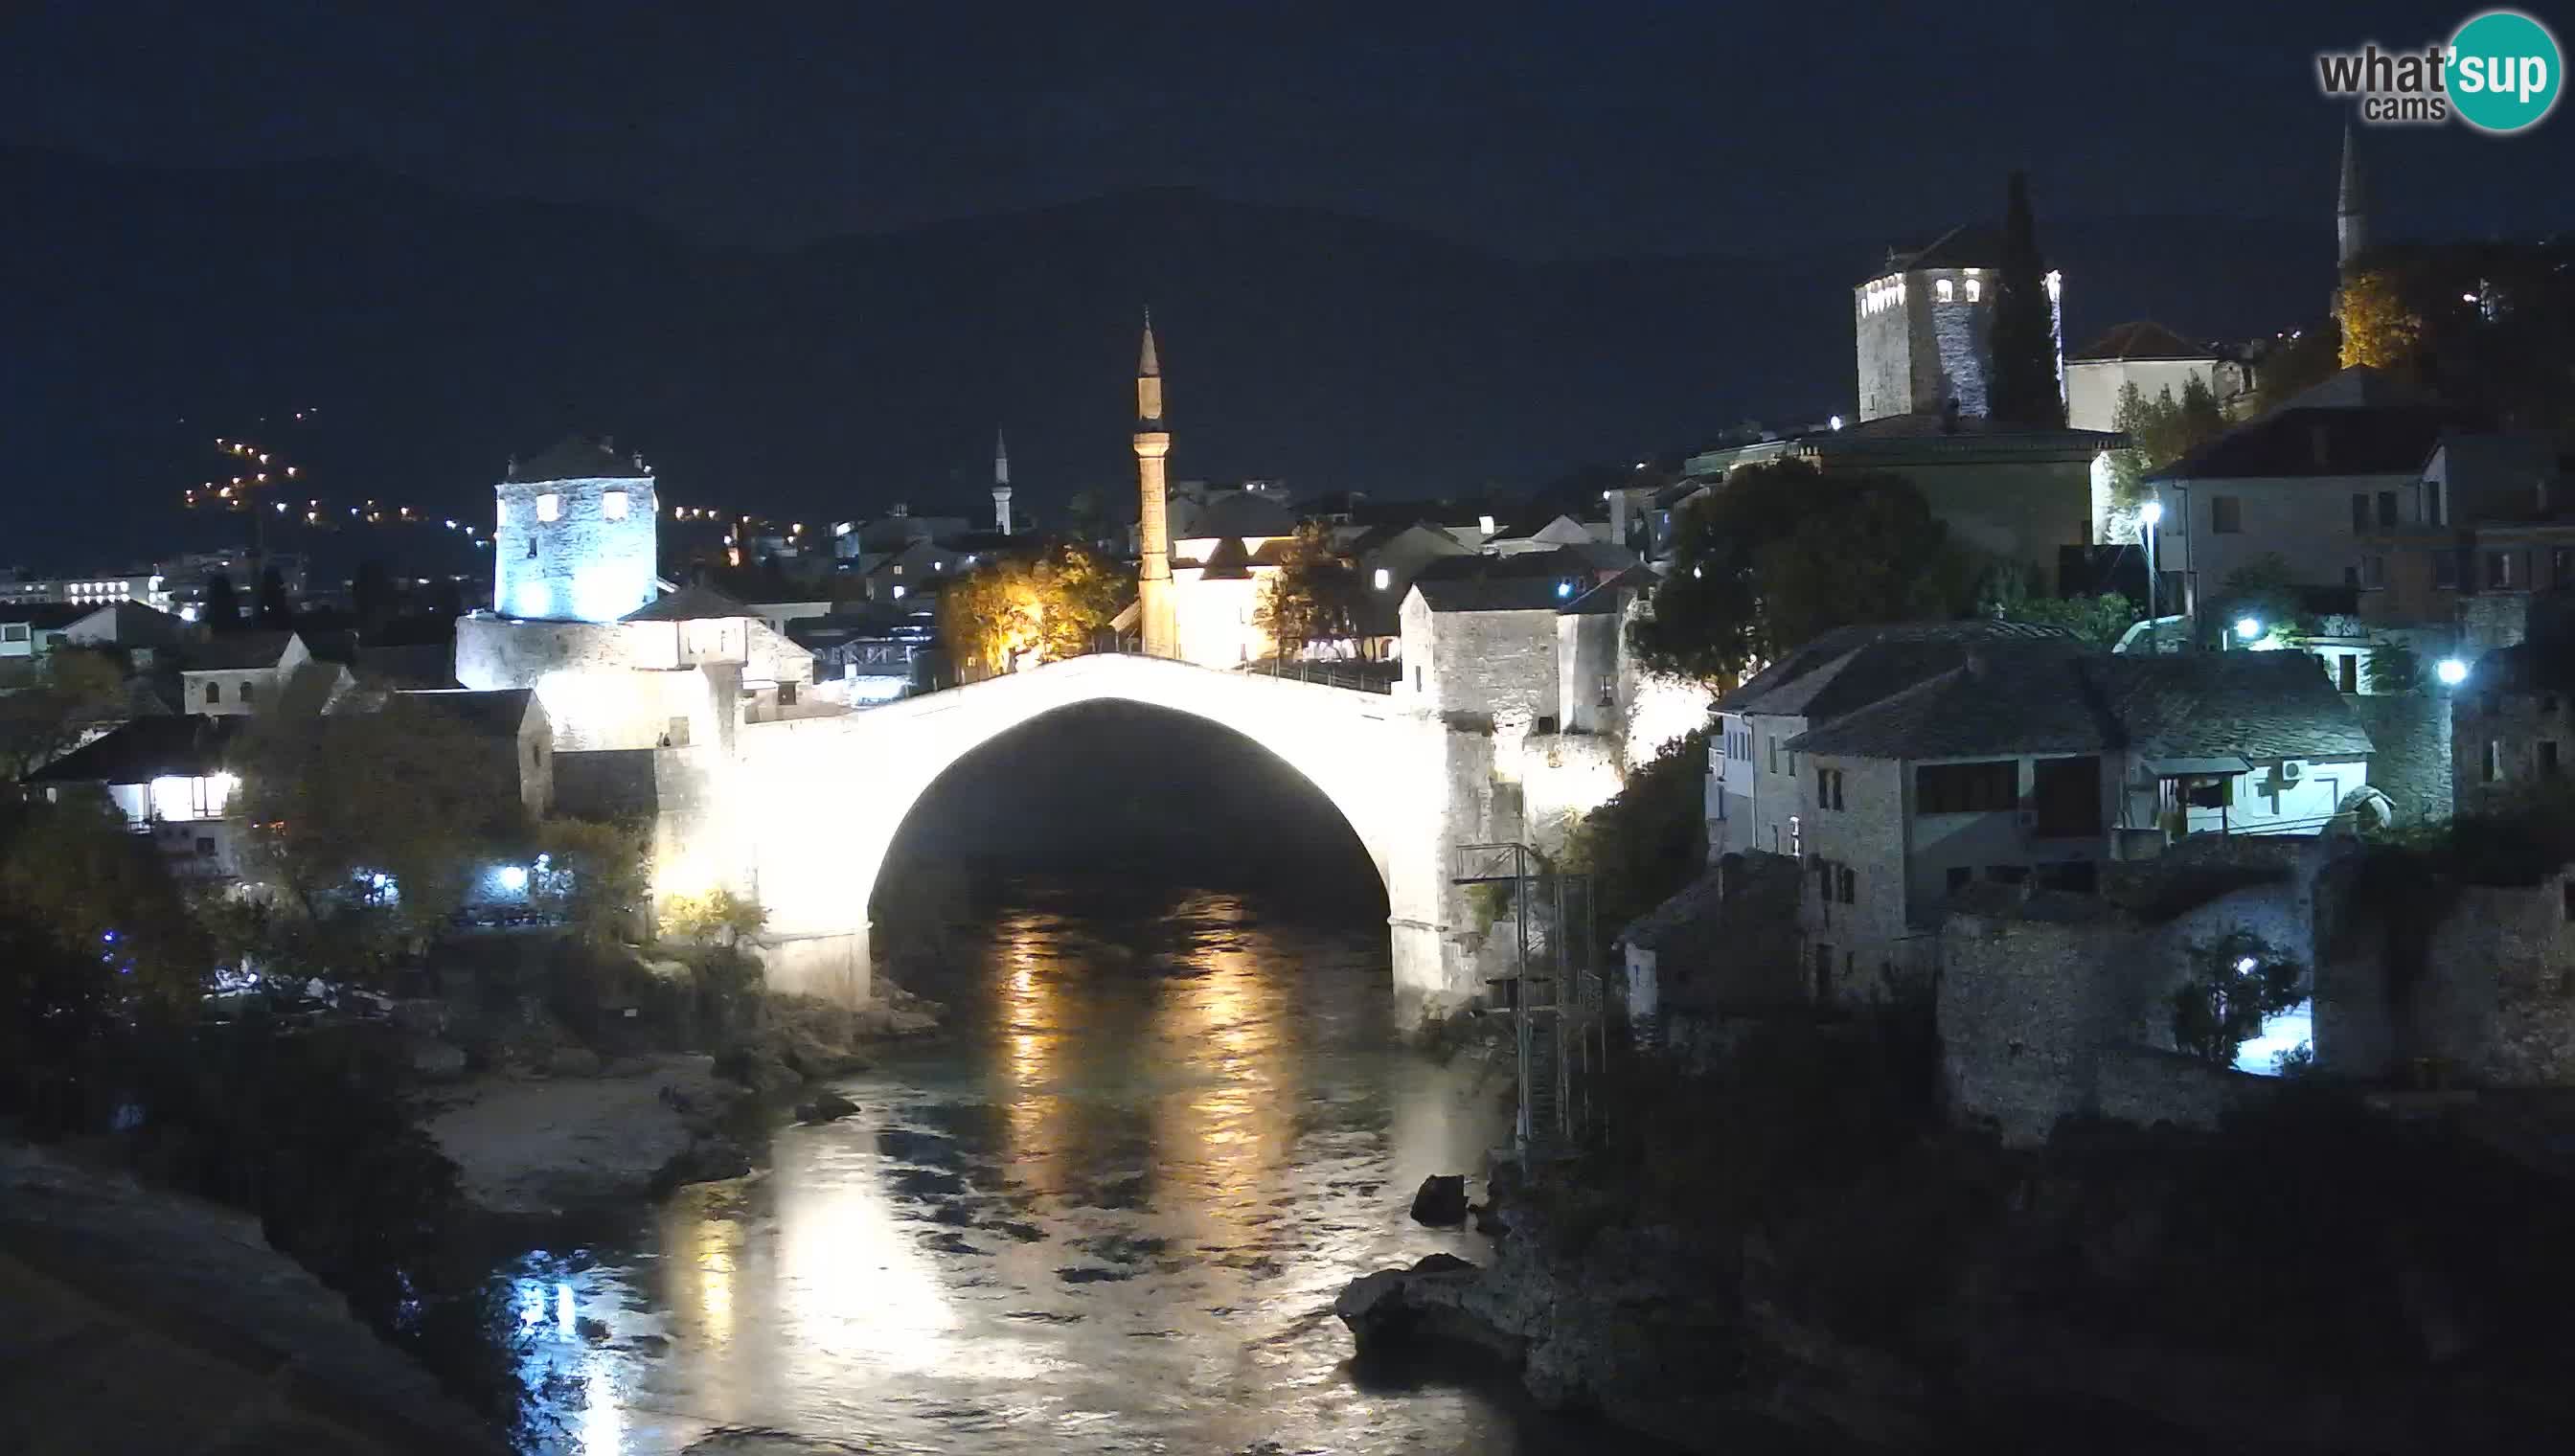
[[1133, 310, 1177, 658], [2336, 123, 2369, 270], [991, 428, 1014, 536]]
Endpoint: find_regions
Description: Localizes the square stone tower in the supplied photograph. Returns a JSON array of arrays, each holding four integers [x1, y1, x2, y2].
[[1854, 227, 2061, 422], [493, 435, 659, 622]]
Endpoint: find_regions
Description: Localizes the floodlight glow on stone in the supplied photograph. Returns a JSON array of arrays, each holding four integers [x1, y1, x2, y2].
[[2235, 617, 2262, 641], [2437, 657, 2470, 686]]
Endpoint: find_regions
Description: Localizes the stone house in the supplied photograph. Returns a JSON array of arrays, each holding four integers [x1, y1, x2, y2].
[[2352, 431, 2567, 635], [391, 688, 555, 819], [2144, 367, 2483, 611], [177, 630, 334, 715], [2452, 638, 2575, 814], [1784, 648, 2374, 1003]]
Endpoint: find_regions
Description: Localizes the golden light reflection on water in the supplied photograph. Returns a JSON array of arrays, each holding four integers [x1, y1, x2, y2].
[[1153, 904, 1296, 1242]]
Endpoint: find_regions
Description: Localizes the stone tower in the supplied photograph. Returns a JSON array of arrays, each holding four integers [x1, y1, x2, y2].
[[991, 427, 1014, 536], [1133, 311, 1177, 658], [2336, 123, 2370, 270], [492, 435, 658, 623]]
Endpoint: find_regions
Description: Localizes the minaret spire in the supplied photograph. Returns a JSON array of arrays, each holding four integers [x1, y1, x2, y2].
[[2336, 122, 2369, 270], [991, 427, 1014, 536], [1133, 307, 1176, 658]]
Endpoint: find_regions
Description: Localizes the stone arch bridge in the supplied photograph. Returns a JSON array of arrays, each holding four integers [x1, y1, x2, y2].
[[673, 654, 1504, 1020]]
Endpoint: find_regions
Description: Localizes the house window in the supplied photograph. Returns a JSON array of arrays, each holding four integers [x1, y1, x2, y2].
[[195, 837, 216, 856], [1812, 944, 1834, 1002], [1915, 760, 2018, 814], [1373, 567, 1391, 591], [2211, 495, 2243, 534], [2435, 551, 2460, 590], [2351, 493, 2370, 533], [1413, 667, 1424, 693], [2488, 552, 2517, 589], [536, 492, 561, 522], [777, 680, 798, 707], [2541, 740, 2561, 776], [1768, 737, 1778, 774], [2183, 775, 2234, 808], [1789, 814, 1802, 859], [1936, 279, 1955, 303], [2339, 654, 2359, 694], [2553, 547, 2575, 586], [2378, 490, 2399, 527], [0, 624, 25, 643], [239, 681, 254, 704], [1965, 278, 1982, 302], [2485, 739, 2503, 784], [2029, 756, 2103, 836], [2426, 480, 2442, 523], [204, 681, 221, 704], [1985, 865, 2030, 885], [1837, 865, 1857, 904], [602, 489, 629, 520]]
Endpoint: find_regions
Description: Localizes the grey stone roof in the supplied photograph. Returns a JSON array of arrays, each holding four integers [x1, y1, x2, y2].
[[180, 629, 299, 671], [2071, 321, 2214, 363], [1187, 490, 1296, 539], [31, 715, 240, 785], [1786, 648, 2374, 762], [0, 603, 87, 629], [623, 583, 754, 623], [1561, 565, 1658, 616], [511, 435, 649, 483], [1718, 621, 2083, 717], [2151, 403, 2483, 482], [394, 688, 536, 739], [1618, 865, 1729, 952], [1414, 577, 1569, 613]]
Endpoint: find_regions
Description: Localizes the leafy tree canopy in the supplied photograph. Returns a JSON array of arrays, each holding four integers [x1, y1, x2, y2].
[[1256, 521, 1366, 661], [937, 539, 1126, 679], [0, 647, 127, 786], [1630, 461, 1964, 686]]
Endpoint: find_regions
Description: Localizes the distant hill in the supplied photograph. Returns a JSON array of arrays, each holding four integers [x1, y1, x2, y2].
[[1, 146, 2325, 567]]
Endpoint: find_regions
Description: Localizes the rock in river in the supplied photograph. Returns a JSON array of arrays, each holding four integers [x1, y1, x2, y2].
[[1409, 1172, 1470, 1226], [795, 1090, 860, 1125]]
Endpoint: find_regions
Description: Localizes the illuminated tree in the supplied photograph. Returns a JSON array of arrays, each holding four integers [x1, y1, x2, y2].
[[531, 817, 650, 949], [2170, 928, 2303, 1065], [937, 540, 1125, 679], [1256, 522, 1364, 660], [658, 888, 767, 947], [2105, 376, 2228, 514], [2336, 267, 2425, 371]]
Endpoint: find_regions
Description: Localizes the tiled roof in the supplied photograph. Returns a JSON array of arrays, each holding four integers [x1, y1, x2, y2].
[[1189, 490, 1298, 539], [1414, 577, 1571, 613], [1413, 546, 1599, 583], [1619, 865, 1730, 952], [1196, 536, 1256, 580], [1561, 564, 1660, 616], [180, 629, 298, 671], [30, 715, 240, 785], [623, 583, 754, 623], [353, 644, 459, 690], [2071, 321, 2214, 362], [0, 603, 87, 628], [394, 688, 536, 739], [512, 435, 649, 483], [2152, 404, 2484, 482], [1786, 648, 2373, 762], [1718, 621, 2083, 717]]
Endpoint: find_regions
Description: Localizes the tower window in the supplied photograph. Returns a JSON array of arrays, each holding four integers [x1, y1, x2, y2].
[[536, 492, 561, 522], [602, 489, 629, 520], [1936, 279, 1955, 303], [1966, 278, 1982, 303]]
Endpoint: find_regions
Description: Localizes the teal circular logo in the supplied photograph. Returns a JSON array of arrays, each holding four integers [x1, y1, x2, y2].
[[2450, 10, 2562, 133]]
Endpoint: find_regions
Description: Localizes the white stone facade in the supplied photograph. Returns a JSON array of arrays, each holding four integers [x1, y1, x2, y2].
[[494, 472, 659, 623]]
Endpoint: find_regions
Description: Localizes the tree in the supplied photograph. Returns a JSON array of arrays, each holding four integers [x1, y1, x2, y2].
[[352, 558, 395, 636], [1630, 461, 1962, 685], [1063, 489, 1108, 545], [1987, 171, 2064, 428], [2103, 377, 2229, 529], [231, 693, 526, 979], [2250, 323, 2342, 415], [0, 648, 127, 786], [1558, 731, 1710, 959], [2213, 553, 2306, 645], [255, 565, 293, 629], [2336, 266, 2425, 372], [937, 540, 1125, 679], [658, 888, 767, 947], [2365, 638, 2425, 694], [530, 817, 650, 949], [2170, 928, 2304, 1065], [201, 571, 241, 633], [1256, 522, 1365, 661], [1979, 566, 2140, 648]]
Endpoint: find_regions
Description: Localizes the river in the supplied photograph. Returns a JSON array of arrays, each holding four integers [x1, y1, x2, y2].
[[487, 879, 1641, 1454]]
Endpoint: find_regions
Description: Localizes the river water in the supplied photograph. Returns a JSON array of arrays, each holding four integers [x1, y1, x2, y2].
[[491, 880, 1641, 1454]]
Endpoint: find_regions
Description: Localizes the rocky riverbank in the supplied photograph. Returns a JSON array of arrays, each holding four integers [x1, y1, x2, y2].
[[0, 1142, 507, 1455], [1339, 1040, 2575, 1451]]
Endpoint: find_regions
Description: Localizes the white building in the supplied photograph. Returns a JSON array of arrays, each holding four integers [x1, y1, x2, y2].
[[31, 716, 250, 880], [2063, 321, 2232, 433]]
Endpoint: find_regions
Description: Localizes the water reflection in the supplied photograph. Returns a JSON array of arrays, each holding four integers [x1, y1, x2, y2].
[[488, 884, 1675, 1454]]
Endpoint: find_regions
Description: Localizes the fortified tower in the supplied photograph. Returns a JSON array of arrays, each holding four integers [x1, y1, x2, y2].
[[1852, 227, 2061, 422], [991, 428, 1014, 536], [1133, 312, 1177, 658], [492, 435, 658, 623]]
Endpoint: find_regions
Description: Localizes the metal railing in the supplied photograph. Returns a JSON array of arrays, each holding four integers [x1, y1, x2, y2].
[[1234, 658, 1397, 694]]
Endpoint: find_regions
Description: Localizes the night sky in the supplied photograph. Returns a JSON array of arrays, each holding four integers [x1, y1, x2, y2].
[[4, 2, 2571, 568]]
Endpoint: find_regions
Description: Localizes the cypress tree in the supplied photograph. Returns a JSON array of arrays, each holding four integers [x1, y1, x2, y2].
[[200, 571, 240, 632], [1988, 171, 2064, 428]]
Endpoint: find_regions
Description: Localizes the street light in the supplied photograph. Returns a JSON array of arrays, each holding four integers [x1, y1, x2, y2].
[[2436, 657, 2469, 686], [2235, 616, 2263, 643]]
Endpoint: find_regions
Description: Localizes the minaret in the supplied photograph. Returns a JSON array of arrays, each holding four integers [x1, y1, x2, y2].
[[1133, 309, 1177, 658], [991, 428, 1014, 536], [2336, 123, 2369, 270]]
